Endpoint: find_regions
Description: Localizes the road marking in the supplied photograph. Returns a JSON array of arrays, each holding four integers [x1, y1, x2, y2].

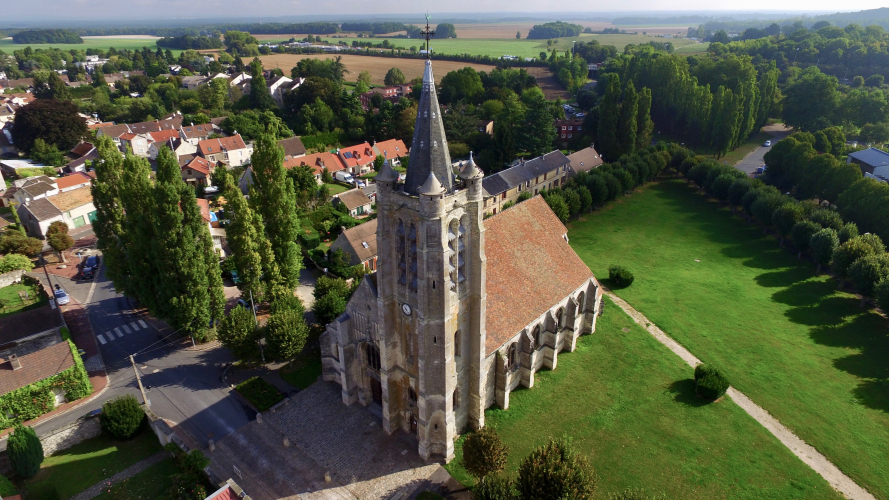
[[104, 331, 114, 341], [138, 320, 148, 329], [97, 334, 106, 344], [130, 322, 141, 331], [114, 327, 123, 338], [122, 325, 132, 334]]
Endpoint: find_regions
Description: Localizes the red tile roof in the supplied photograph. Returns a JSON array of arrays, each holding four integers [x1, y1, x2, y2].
[[196, 198, 211, 224], [338, 142, 375, 168], [0, 342, 75, 396], [149, 129, 180, 143], [88, 122, 115, 130], [287, 151, 346, 175], [183, 156, 212, 176], [205, 486, 240, 500], [70, 142, 95, 158], [373, 139, 408, 159], [483, 196, 594, 354], [198, 135, 248, 156], [55, 172, 92, 190], [120, 132, 139, 141]]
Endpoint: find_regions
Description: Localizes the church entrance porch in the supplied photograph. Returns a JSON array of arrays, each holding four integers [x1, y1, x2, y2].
[[371, 377, 383, 405]]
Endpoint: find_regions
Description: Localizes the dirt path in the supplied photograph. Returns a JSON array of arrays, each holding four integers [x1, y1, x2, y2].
[[603, 289, 876, 500]]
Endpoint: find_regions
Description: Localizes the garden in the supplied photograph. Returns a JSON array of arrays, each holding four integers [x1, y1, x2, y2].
[[444, 297, 840, 499], [567, 179, 889, 499]]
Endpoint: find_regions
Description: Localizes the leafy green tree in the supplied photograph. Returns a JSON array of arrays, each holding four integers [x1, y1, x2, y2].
[[0, 231, 42, 256], [575, 185, 593, 213], [810, 228, 840, 273], [357, 70, 372, 86], [8, 425, 43, 478], [48, 232, 74, 263], [833, 236, 881, 279], [34, 71, 72, 101], [29, 138, 66, 166], [264, 295, 309, 360], [218, 305, 259, 360], [435, 23, 458, 38], [373, 154, 385, 172], [520, 88, 557, 158], [0, 254, 34, 273], [225, 183, 268, 302], [384, 67, 406, 86], [314, 291, 347, 325], [439, 67, 484, 104], [772, 202, 805, 244], [848, 253, 889, 298], [472, 475, 515, 500], [7, 200, 27, 236], [791, 220, 822, 258], [12, 98, 87, 153], [839, 222, 859, 243], [809, 208, 844, 230], [597, 74, 621, 162], [248, 58, 275, 110], [100, 395, 144, 440], [516, 438, 598, 500], [617, 81, 638, 157], [543, 192, 570, 222], [635, 87, 654, 150], [782, 68, 838, 131], [249, 134, 303, 290], [314, 275, 352, 302], [874, 279, 889, 313], [462, 427, 509, 480]]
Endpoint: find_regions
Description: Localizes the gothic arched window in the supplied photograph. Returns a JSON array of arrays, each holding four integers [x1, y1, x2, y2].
[[454, 330, 461, 358], [365, 343, 381, 371], [508, 343, 518, 367], [556, 308, 564, 329], [577, 292, 586, 314]]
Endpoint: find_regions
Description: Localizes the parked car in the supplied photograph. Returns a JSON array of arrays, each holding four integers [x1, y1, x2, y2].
[[53, 287, 70, 305], [764, 140, 772, 147], [575, 112, 586, 118], [237, 298, 258, 311], [756, 165, 767, 175], [230, 270, 241, 285], [82, 255, 100, 279], [335, 171, 355, 184], [355, 179, 367, 188]]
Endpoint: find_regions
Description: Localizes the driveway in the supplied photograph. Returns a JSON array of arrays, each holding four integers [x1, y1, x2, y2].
[[735, 124, 794, 175]]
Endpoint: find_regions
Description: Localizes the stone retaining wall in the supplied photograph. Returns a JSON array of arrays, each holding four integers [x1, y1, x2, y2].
[[0, 269, 25, 289], [39, 417, 101, 457]]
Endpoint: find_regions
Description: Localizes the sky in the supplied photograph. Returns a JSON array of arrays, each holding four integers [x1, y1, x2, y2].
[[2, 1, 887, 24]]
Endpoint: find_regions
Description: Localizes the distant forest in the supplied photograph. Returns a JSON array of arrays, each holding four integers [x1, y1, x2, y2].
[[527, 21, 584, 40], [12, 29, 83, 44], [156, 35, 224, 50], [616, 8, 889, 31]]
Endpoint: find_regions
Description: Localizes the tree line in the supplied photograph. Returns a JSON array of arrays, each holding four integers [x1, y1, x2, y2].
[[526, 21, 583, 40], [11, 29, 83, 44], [157, 35, 224, 50]]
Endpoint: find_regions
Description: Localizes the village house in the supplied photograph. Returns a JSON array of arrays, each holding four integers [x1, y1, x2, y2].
[[329, 218, 379, 272], [359, 84, 412, 110], [338, 142, 376, 175], [198, 134, 252, 167], [12, 176, 58, 205], [17, 185, 96, 238], [333, 188, 374, 217], [566, 146, 603, 177], [482, 150, 571, 215], [554, 118, 584, 148], [181, 156, 215, 187], [181, 75, 208, 90], [277, 136, 307, 160], [148, 137, 197, 161], [55, 172, 92, 192], [119, 132, 150, 157], [372, 139, 409, 167], [180, 123, 215, 144]]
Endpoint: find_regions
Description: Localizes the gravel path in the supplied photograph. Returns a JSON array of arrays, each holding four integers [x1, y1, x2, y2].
[[603, 290, 876, 500], [70, 450, 167, 500]]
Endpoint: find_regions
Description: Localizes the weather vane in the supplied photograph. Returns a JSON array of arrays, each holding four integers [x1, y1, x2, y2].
[[421, 13, 435, 59]]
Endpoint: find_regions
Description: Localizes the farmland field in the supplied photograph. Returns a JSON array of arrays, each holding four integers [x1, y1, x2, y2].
[[0, 36, 169, 54], [253, 54, 496, 85]]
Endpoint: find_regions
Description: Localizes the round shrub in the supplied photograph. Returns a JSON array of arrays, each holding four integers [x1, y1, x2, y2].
[[471, 475, 515, 500], [832, 236, 881, 279], [100, 394, 145, 440], [516, 438, 598, 500], [608, 265, 635, 288], [462, 426, 509, 480], [609, 488, 667, 500], [848, 254, 889, 298], [8, 425, 43, 479], [694, 364, 730, 401]]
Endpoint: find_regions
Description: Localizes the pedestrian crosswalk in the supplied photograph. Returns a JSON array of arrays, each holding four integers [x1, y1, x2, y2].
[[96, 321, 151, 345]]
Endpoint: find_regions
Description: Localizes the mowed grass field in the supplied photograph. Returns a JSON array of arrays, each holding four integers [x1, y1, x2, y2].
[[253, 54, 495, 85], [444, 297, 841, 499], [568, 180, 889, 499], [0, 36, 168, 54]]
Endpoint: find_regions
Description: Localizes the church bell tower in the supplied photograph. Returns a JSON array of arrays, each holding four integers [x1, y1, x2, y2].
[[373, 19, 488, 462]]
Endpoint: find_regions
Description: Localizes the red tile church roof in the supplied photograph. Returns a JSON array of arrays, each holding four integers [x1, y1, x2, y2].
[[483, 196, 594, 354]]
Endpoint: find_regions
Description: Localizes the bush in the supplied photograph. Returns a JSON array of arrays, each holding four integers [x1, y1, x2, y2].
[[874, 279, 889, 312], [472, 475, 515, 500], [848, 254, 889, 297], [515, 437, 598, 500], [8, 425, 43, 478], [298, 232, 321, 250], [694, 364, 730, 400], [608, 488, 667, 500], [235, 376, 283, 411], [100, 394, 145, 439], [462, 427, 509, 480], [833, 236, 881, 279], [608, 265, 635, 288], [0, 474, 16, 497]]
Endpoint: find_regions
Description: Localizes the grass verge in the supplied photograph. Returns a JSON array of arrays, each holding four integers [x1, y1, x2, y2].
[[92, 457, 178, 500], [235, 376, 284, 411], [568, 180, 889, 499], [445, 297, 841, 499], [23, 428, 162, 500]]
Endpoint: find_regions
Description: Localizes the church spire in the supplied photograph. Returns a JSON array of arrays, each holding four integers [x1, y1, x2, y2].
[[403, 17, 454, 196]]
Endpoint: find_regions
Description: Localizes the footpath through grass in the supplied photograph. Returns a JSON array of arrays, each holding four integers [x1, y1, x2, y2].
[[92, 457, 178, 500], [568, 180, 889, 499], [24, 428, 161, 500], [445, 297, 840, 499]]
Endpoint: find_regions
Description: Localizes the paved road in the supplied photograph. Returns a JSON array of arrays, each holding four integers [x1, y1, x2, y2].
[[23, 260, 251, 449], [736, 143, 772, 175]]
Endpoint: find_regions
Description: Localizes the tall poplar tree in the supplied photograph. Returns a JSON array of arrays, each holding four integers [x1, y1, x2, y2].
[[224, 182, 269, 303], [249, 58, 275, 111], [249, 134, 302, 290], [91, 136, 130, 294], [121, 152, 162, 314], [617, 80, 638, 157], [596, 73, 621, 162], [635, 87, 654, 151]]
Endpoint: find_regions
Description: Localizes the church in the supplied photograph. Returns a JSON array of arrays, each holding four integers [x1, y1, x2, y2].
[[319, 57, 603, 462]]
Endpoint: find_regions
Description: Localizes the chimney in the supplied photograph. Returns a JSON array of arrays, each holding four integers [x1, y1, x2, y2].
[[9, 354, 22, 371]]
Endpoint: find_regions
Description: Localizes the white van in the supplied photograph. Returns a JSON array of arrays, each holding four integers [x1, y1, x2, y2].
[[335, 171, 354, 184]]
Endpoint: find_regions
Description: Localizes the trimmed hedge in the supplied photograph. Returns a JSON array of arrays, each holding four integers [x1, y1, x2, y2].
[[100, 394, 145, 440], [694, 364, 730, 401], [235, 376, 283, 412], [608, 265, 635, 288], [0, 340, 92, 429]]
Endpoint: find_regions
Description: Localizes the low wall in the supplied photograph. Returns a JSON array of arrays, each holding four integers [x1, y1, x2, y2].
[[0, 269, 25, 289], [39, 417, 101, 457]]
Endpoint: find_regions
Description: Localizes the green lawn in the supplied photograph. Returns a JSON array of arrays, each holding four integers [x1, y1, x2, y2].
[[445, 297, 841, 499], [92, 457, 178, 500], [651, 129, 771, 166], [0, 37, 180, 54], [280, 352, 322, 389], [0, 282, 48, 318], [24, 428, 162, 500], [324, 182, 350, 195], [568, 180, 889, 499]]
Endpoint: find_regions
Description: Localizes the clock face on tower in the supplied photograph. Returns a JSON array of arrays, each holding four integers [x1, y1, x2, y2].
[[402, 303, 412, 316]]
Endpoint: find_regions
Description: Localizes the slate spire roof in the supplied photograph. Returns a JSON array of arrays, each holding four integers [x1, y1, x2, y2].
[[403, 59, 454, 196]]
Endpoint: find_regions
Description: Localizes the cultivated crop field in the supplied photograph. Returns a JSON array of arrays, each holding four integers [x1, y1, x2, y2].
[[0, 36, 167, 53], [569, 180, 889, 499], [253, 54, 496, 85]]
